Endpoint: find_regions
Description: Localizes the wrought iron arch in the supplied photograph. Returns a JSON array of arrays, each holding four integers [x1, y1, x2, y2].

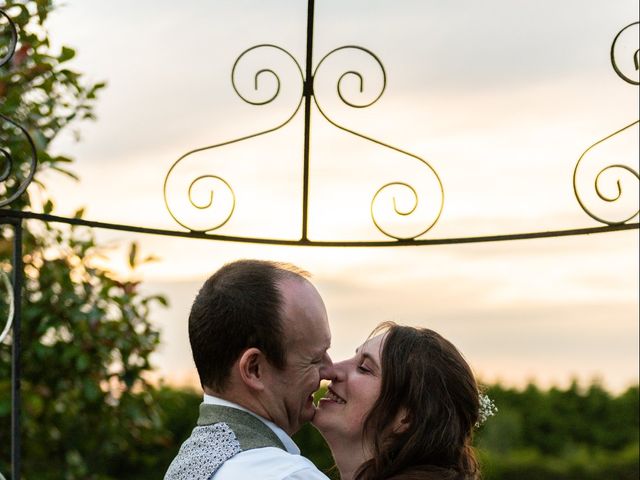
[[0, 3, 638, 478]]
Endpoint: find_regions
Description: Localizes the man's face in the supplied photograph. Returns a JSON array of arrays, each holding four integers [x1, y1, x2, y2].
[[262, 277, 333, 435]]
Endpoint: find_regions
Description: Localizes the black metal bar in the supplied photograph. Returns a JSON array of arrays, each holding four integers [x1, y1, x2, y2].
[[11, 220, 22, 480], [301, 0, 315, 241], [1, 209, 637, 248]]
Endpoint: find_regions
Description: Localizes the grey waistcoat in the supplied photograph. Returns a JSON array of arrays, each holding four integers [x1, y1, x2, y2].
[[164, 403, 286, 480]]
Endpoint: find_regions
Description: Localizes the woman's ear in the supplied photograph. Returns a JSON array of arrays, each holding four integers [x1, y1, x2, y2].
[[393, 407, 411, 434], [237, 347, 266, 392]]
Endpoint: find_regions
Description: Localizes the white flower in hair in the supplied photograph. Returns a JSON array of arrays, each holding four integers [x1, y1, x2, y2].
[[476, 393, 497, 427]]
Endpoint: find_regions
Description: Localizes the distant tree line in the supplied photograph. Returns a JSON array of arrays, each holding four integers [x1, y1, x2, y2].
[[475, 382, 639, 480], [3, 377, 638, 478], [119, 381, 639, 480]]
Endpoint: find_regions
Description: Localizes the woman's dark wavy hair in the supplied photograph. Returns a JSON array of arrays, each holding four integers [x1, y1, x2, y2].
[[355, 322, 481, 480]]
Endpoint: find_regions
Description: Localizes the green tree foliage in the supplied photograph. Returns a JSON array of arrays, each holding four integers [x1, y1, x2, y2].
[[477, 382, 639, 455], [0, 1, 169, 477], [0, 0, 104, 208], [476, 382, 639, 480]]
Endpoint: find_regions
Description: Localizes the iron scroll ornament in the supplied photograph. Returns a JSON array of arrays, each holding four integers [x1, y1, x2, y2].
[[0, 268, 14, 344], [163, 41, 444, 241], [610, 21, 639, 86], [163, 44, 304, 233], [312, 46, 444, 240], [0, 10, 38, 208], [573, 21, 639, 226]]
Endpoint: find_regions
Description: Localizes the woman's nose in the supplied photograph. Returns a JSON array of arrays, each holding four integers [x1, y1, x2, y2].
[[324, 358, 348, 382]]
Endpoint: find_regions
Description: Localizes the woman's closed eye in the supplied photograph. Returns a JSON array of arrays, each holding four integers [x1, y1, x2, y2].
[[357, 363, 372, 374]]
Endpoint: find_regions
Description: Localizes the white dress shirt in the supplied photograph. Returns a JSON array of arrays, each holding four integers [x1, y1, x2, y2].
[[204, 394, 330, 480]]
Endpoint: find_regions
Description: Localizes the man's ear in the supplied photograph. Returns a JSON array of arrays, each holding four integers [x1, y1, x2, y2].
[[237, 348, 266, 392]]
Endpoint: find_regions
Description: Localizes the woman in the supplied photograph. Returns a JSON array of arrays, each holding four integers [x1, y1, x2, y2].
[[313, 322, 489, 480]]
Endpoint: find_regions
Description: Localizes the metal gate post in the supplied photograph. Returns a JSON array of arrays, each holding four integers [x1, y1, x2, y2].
[[11, 220, 22, 480]]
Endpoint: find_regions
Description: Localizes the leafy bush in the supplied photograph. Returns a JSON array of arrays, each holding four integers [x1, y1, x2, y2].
[[1, 1, 169, 477]]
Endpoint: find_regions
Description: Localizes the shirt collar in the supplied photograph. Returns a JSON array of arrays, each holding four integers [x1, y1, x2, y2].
[[203, 394, 301, 455]]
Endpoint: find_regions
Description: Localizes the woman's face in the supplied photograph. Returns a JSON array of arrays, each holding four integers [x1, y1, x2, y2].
[[312, 333, 386, 444]]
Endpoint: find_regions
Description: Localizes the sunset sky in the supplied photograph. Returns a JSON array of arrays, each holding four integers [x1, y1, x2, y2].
[[34, 0, 639, 391]]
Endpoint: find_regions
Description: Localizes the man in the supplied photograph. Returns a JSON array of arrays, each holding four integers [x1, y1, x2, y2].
[[165, 259, 334, 479]]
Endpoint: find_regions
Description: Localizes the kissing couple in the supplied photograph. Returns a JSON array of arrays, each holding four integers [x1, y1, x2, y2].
[[165, 260, 493, 480]]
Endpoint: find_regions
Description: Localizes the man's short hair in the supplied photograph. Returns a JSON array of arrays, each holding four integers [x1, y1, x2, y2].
[[189, 259, 310, 392]]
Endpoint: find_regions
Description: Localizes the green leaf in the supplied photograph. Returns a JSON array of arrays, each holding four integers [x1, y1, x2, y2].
[[52, 155, 74, 163], [87, 81, 107, 99], [59, 46, 76, 63], [33, 130, 49, 150], [76, 354, 90, 372], [128, 241, 138, 269], [82, 379, 100, 402], [142, 254, 161, 264], [13, 4, 31, 25], [151, 295, 169, 307], [50, 165, 80, 181], [43, 198, 54, 214]]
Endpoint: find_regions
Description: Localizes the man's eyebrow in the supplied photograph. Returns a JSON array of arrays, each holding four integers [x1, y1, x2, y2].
[[316, 343, 330, 356]]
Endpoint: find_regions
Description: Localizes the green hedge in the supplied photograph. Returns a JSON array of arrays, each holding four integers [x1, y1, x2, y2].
[[4, 383, 635, 478], [479, 443, 639, 480], [152, 383, 639, 480]]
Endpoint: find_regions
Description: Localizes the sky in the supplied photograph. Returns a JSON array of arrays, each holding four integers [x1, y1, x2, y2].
[[29, 0, 640, 391]]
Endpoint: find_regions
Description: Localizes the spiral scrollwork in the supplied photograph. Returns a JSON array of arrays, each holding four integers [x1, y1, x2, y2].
[[370, 179, 443, 240], [610, 22, 639, 85], [573, 22, 639, 225], [164, 169, 237, 232], [231, 44, 304, 106], [371, 182, 418, 240], [313, 45, 443, 240], [594, 165, 638, 203], [0, 9, 17, 68], [314, 45, 386, 109], [1, 11, 38, 207], [0, 268, 15, 345], [164, 44, 304, 232], [165, 39, 445, 239], [0, 147, 13, 181], [573, 121, 639, 225], [186, 175, 236, 229], [0, 114, 38, 208]]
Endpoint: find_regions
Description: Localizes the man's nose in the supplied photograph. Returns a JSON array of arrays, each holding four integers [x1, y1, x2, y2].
[[319, 353, 337, 381]]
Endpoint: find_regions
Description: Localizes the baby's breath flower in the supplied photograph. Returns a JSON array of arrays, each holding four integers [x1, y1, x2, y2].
[[476, 393, 497, 428]]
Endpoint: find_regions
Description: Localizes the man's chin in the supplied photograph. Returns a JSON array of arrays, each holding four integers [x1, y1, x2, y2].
[[300, 395, 317, 422]]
